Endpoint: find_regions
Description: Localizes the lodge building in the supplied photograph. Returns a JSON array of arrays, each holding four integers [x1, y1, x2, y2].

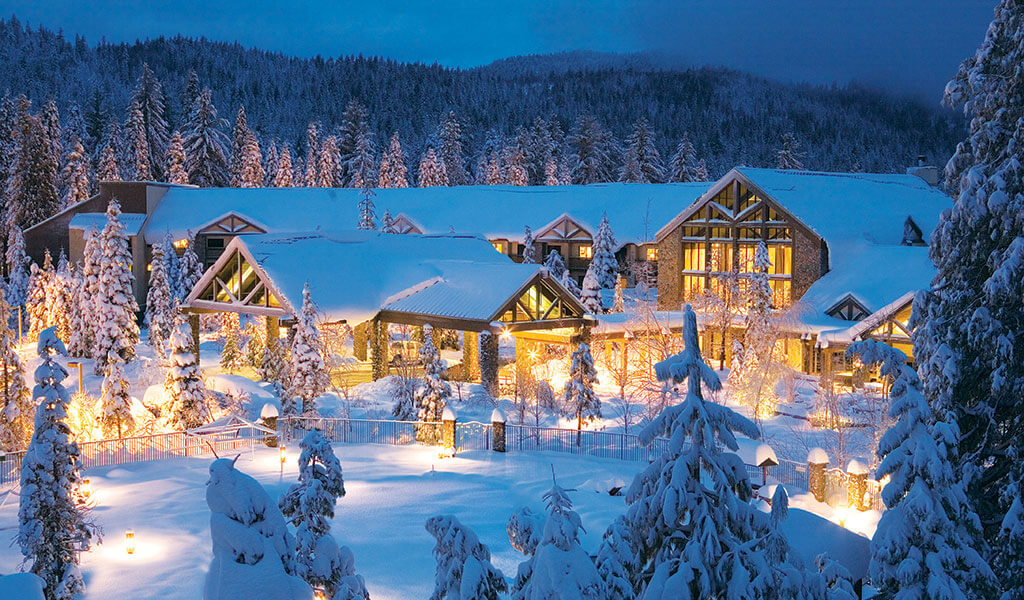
[[23, 165, 946, 380]]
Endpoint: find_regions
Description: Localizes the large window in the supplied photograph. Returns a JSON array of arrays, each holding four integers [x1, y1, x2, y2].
[[683, 242, 706, 272]]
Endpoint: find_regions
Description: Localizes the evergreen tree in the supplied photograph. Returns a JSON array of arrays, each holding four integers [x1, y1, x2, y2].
[[592, 214, 618, 290], [25, 262, 49, 339], [40, 99, 62, 172], [238, 131, 265, 188], [668, 132, 699, 183], [544, 157, 559, 185], [612, 277, 624, 312], [595, 516, 637, 600], [580, 261, 603, 314], [0, 289, 31, 451], [100, 351, 133, 439], [563, 342, 600, 442], [66, 266, 88, 359], [161, 231, 182, 301], [176, 232, 203, 302], [357, 186, 377, 230], [378, 131, 409, 188], [243, 321, 266, 368], [220, 312, 243, 374], [93, 199, 140, 374], [521, 226, 537, 264], [380, 209, 397, 234], [279, 431, 366, 599], [5, 225, 30, 316], [130, 63, 170, 178], [543, 250, 567, 281], [183, 88, 230, 187], [624, 305, 763, 597], [338, 100, 376, 187], [694, 159, 710, 181], [752, 486, 809, 600], [775, 133, 805, 170], [263, 141, 280, 187], [511, 479, 604, 599], [507, 149, 528, 186], [425, 514, 507, 600], [418, 147, 449, 187], [145, 243, 175, 359], [317, 135, 341, 187], [417, 325, 450, 424], [126, 100, 152, 180], [916, 2, 1024, 578], [438, 111, 468, 186], [485, 154, 502, 185], [165, 321, 209, 429], [560, 269, 581, 298], [7, 114, 59, 229], [18, 328, 97, 600], [567, 115, 617, 184], [303, 121, 320, 186], [229, 106, 250, 186], [73, 227, 102, 358], [60, 138, 90, 208], [96, 141, 120, 182], [848, 339, 998, 599], [50, 251, 72, 342], [164, 129, 189, 181], [620, 118, 663, 183], [273, 145, 295, 187], [287, 283, 329, 416]]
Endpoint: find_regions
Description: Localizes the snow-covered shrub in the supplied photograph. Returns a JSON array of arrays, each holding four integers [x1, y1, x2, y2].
[[594, 516, 637, 600], [425, 515, 507, 600], [506, 506, 544, 557], [165, 321, 210, 430]]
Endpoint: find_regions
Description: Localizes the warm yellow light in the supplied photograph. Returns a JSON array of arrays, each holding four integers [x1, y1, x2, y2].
[[173, 239, 188, 249], [492, 241, 504, 253], [527, 350, 539, 361], [146, 263, 153, 272], [79, 478, 93, 499], [578, 245, 592, 259], [500, 327, 512, 341], [313, 591, 327, 600], [647, 247, 659, 261], [280, 445, 287, 464], [125, 530, 136, 555]]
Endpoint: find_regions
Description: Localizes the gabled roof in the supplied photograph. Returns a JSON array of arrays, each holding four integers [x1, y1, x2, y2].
[[184, 230, 584, 328], [142, 183, 709, 248], [68, 212, 147, 236]]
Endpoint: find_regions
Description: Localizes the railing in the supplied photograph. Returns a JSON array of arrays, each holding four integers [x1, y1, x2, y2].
[[0, 431, 262, 485], [504, 424, 669, 463]]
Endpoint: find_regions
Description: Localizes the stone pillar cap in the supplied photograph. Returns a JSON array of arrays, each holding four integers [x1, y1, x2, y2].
[[442, 406, 457, 421], [807, 447, 829, 465], [260, 403, 279, 419], [491, 408, 506, 423]]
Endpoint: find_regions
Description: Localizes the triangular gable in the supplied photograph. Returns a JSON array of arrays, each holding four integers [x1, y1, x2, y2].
[[490, 271, 588, 323], [390, 213, 423, 234], [196, 211, 268, 235], [534, 213, 592, 241], [183, 237, 294, 318], [824, 294, 871, 321], [846, 291, 915, 342]]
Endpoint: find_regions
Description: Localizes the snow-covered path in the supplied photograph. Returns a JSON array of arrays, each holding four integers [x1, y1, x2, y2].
[[0, 443, 641, 599]]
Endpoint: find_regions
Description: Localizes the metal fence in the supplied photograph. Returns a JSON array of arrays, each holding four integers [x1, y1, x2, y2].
[[504, 424, 670, 463]]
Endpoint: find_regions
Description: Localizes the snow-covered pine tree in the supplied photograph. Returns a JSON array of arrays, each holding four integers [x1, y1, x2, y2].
[[485, 154, 502, 185], [0, 289, 31, 451], [317, 136, 341, 187], [917, 3, 1024, 582], [521, 226, 537, 264], [96, 141, 120, 181], [183, 88, 230, 187], [60, 138, 89, 208], [568, 114, 618, 184], [242, 321, 266, 368], [667, 132, 699, 183], [511, 478, 604, 599], [93, 198, 140, 374], [357, 186, 377, 230], [126, 100, 152, 180], [161, 232, 181, 300], [278, 430, 366, 599], [389, 131, 409, 188], [734, 241, 781, 418], [260, 334, 290, 392], [812, 554, 857, 600], [425, 515, 507, 600], [238, 131, 265, 188], [8, 114, 59, 229], [74, 227, 102, 358], [130, 63, 170, 177], [595, 516, 638, 600], [288, 283, 329, 416], [18, 328, 97, 600], [543, 250, 566, 281], [624, 304, 763, 597], [847, 339, 997, 599], [438, 111, 468, 186], [51, 251, 72, 342], [994, 447, 1024, 600], [66, 266, 88, 359], [40, 99, 62, 171], [544, 157, 559, 185], [146, 243, 175, 359], [694, 159, 710, 182], [560, 269, 581, 298], [418, 147, 449, 187], [339, 101, 377, 187], [229, 106, 250, 186], [563, 342, 600, 443], [220, 312, 242, 374], [749, 486, 808, 600], [165, 321, 210, 430], [176, 232, 203, 302], [391, 371, 418, 422], [592, 214, 618, 291], [380, 209, 397, 234], [506, 150, 528, 186], [775, 133, 805, 170], [580, 263, 603, 314], [417, 325, 450, 426], [303, 121, 320, 185], [25, 263, 48, 340], [165, 131, 189, 184], [204, 458, 309, 600], [262, 141, 280, 187], [274, 145, 295, 187], [620, 118, 664, 183], [100, 351, 134, 439], [612, 277, 624, 313], [5, 225, 30, 320]]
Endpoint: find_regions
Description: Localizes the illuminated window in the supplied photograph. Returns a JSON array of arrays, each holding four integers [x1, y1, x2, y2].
[[173, 238, 189, 249], [766, 244, 792, 276], [682, 275, 705, 300], [771, 279, 792, 307], [647, 247, 658, 261], [683, 242, 706, 272], [682, 226, 704, 238], [578, 245, 592, 259], [492, 241, 504, 253], [737, 243, 758, 273], [709, 243, 733, 272]]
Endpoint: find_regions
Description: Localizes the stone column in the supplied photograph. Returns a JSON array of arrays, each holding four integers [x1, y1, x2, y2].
[[491, 407, 506, 453], [265, 316, 280, 342], [463, 331, 479, 381], [807, 448, 829, 503], [370, 318, 389, 381], [260, 403, 279, 448], [847, 459, 869, 511], [188, 313, 201, 363], [442, 406, 457, 455], [353, 322, 368, 362], [479, 330, 499, 397], [515, 337, 534, 400]]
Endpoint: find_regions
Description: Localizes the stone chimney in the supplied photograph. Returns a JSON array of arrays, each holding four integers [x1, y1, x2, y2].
[[906, 154, 939, 186]]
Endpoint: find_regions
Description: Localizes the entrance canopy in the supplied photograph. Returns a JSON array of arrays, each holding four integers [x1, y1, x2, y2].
[[182, 231, 590, 333]]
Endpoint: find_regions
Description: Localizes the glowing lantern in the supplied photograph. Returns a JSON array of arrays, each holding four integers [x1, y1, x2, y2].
[[79, 478, 93, 499], [500, 327, 512, 342], [173, 239, 189, 249], [125, 530, 136, 554], [313, 590, 327, 600], [280, 445, 287, 473]]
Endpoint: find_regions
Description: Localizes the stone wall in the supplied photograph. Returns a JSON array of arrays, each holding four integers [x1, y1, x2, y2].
[[792, 226, 827, 302], [656, 229, 682, 310]]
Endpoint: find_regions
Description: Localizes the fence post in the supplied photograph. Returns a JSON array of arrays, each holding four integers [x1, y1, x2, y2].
[[491, 408, 506, 453], [846, 458, 869, 511], [807, 447, 829, 503], [442, 407, 457, 457], [260, 403, 279, 447]]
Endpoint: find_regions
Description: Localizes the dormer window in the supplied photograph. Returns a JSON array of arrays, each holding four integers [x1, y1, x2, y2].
[[902, 217, 924, 246], [826, 295, 870, 321]]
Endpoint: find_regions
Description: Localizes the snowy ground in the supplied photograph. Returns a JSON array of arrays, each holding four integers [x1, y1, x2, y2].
[[0, 443, 641, 599]]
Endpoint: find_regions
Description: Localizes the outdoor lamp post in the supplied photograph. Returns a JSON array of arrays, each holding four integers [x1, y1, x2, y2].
[[79, 478, 93, 499], [124, 530, 136, 555], [280, 445, 286, 474]]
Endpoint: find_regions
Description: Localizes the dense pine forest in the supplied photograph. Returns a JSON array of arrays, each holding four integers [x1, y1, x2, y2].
[[0, 16, 962, 182]]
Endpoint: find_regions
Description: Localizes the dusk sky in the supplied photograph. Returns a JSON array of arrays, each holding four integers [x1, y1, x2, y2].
[[5, 0, 996, 100]]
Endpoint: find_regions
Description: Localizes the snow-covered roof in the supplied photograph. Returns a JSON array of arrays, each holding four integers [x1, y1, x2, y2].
[[69, 212, 147, 236], [208, 231, 569, 326], [780, 508, 870, 581], [142, 183, 709, 247]]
